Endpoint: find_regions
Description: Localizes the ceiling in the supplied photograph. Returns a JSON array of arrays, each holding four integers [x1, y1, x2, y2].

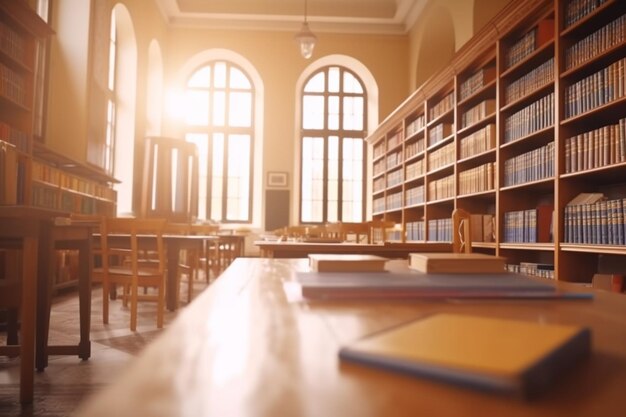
[[155, 0, 428, 34]]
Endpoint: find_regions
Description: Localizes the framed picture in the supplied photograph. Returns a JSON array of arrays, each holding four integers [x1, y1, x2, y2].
[[267, 171, 288, 188]]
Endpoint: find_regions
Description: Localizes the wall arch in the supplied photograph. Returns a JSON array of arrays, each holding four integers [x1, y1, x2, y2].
[[171, 49, 265, 227], [294, 54, 379, 221]]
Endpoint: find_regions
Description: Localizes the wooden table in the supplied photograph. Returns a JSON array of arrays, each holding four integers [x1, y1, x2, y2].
[[255, 240, 451, 258], [0, 206, 93, 403], [74, 258, 626, 416]]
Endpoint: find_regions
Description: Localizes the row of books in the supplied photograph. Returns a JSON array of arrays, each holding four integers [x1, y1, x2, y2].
[[564, 118, 626, 174], [32, 159, 116, 200], [405, 185, 424, 206], [405, 159, 424, 181], [373, 159, 385, 177], [506, 262, 555, 280], [565, 13, 626, 70], [386, 150, 402, 170], [458, 162, 494, 196], [428, 123, 452, 147], [565, 0, 609, 28], [406, 114, 425, 137], [564, 193, 625, 245], [0, 123, 28, 152], [503, 141, 555, 187], [503, 205, 553, 243], [459, 66, 495, 102], [387, 130, 404, 150], [0, 21, 25, 65], [404, 137, 425, 160], [427, 174, 454, 201], [373, 177, 385, 194], [505, 57, 554, 104], [427, 218, 452, 242], [564, 57, 626, 119], [373, 142, 385, 160], [405, 220, 425, 241], [459, 124, 495, 160], [385, 191, 402, 211], [0, 140, 17, 204], [427, 141, 455, 172], [373, 196, 385, 214], [0, 62, 27, 107], [429, 91, 454, 121], [460, 99, 495, 129], [505, 19, 553, 70], [503, 93, 554, 143], [386, 168, 402, 189]]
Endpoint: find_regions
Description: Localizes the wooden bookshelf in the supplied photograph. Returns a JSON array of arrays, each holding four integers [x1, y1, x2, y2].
[[366, 0, 626, 283], [0, 2, 116, 291]]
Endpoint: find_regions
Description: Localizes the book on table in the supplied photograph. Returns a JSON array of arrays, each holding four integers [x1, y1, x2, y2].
[[293, 269, 592, 300], [408, 252, 506, 274], [339, 313, 591, 398], [308, 254, 388, 272]]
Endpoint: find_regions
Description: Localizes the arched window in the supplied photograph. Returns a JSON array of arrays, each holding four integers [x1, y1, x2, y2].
[[300, 66, 367, 223], [183, 61, 254, 222]]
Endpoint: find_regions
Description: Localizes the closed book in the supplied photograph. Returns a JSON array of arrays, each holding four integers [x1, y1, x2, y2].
[[339, 313, 591, 398], [592, 273, 624, 293], [308, 254, 388, 273], [409, 253, 505, 274]]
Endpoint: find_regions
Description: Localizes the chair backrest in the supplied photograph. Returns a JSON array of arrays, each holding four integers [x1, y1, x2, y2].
[[451, 208, 472, 253], [368, 219, 396, 243], [325, 222, 370, 243], [100, 217, 168, 276], [140, 136, 199, 223]]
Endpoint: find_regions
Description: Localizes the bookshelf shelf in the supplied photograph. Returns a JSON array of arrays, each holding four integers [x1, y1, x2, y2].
[[368, 0, 626, 283]]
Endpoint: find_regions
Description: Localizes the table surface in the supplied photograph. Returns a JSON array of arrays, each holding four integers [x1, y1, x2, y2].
[[255, 240, 452, 258], [75, 258, 626, 417]]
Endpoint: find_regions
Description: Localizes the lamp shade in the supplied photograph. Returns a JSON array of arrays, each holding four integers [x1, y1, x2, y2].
[[295, 21, 317, 59]]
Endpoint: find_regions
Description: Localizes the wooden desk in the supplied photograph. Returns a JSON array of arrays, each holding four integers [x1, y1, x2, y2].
[[75, 258, 626, 416], [0, 207, 93, 403], [255, 240, 451, 258]]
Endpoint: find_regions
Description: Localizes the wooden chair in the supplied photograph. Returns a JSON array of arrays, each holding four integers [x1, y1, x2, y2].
[[452, 208, 472, 253], [95, 217, 167, 331], [368, 219, 396, 243], [325, 222, 370, 243]]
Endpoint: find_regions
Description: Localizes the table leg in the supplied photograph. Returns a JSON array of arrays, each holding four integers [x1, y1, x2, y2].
[[166, 242, 179, 311], [20, 236, 37, 404], [35, 225, 54, 372], [77, 238, 92, 360]]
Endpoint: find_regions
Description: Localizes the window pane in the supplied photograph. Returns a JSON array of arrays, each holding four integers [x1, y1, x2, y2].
[[343, 96, 364, 130], [343, 71, 363, 94], [342, 138, 364, 222], [188, 66, 211, 88], [229, 92, 252, 127], [214, 62, 226, 88], [229, 67, 251, 89], [328, 67, 340, 93], [301, 137, 324, 222], [328, 95, 339, 130], [211, 133, 224, 221], [303, 95, 324, 129], [185, 90, 209, 126], [186, 133, 209, 218], [226, 135, 250, 221], [327, 136, 339, 222], [212, 91, 225, 126], [304, 72, 325, 93]]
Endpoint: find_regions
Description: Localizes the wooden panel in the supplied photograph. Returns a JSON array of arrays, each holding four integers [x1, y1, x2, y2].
[[265, 189, 289, 232]]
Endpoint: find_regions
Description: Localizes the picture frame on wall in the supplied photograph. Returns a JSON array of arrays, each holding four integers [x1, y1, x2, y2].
[[267, 171, 288, 188]]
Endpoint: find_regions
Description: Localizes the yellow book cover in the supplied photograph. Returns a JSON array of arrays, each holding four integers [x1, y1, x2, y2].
[[339, 314, 591, 398], [309, 254, 388, 273]]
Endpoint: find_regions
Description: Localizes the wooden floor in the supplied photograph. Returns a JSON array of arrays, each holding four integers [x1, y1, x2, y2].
[[1, 277, 211, 417]]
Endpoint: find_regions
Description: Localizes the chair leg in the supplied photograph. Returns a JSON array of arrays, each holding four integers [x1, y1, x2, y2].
[[102, 280, 110, 324], [6, 308, 19, 346], [157, 279, 164, 329], [130, 282, 138, 332]]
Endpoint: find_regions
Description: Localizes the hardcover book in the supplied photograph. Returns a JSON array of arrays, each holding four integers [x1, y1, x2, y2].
[[308, 254, 388, 273], [409, 253, 506, 274], [339, 313, 591, 398]]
